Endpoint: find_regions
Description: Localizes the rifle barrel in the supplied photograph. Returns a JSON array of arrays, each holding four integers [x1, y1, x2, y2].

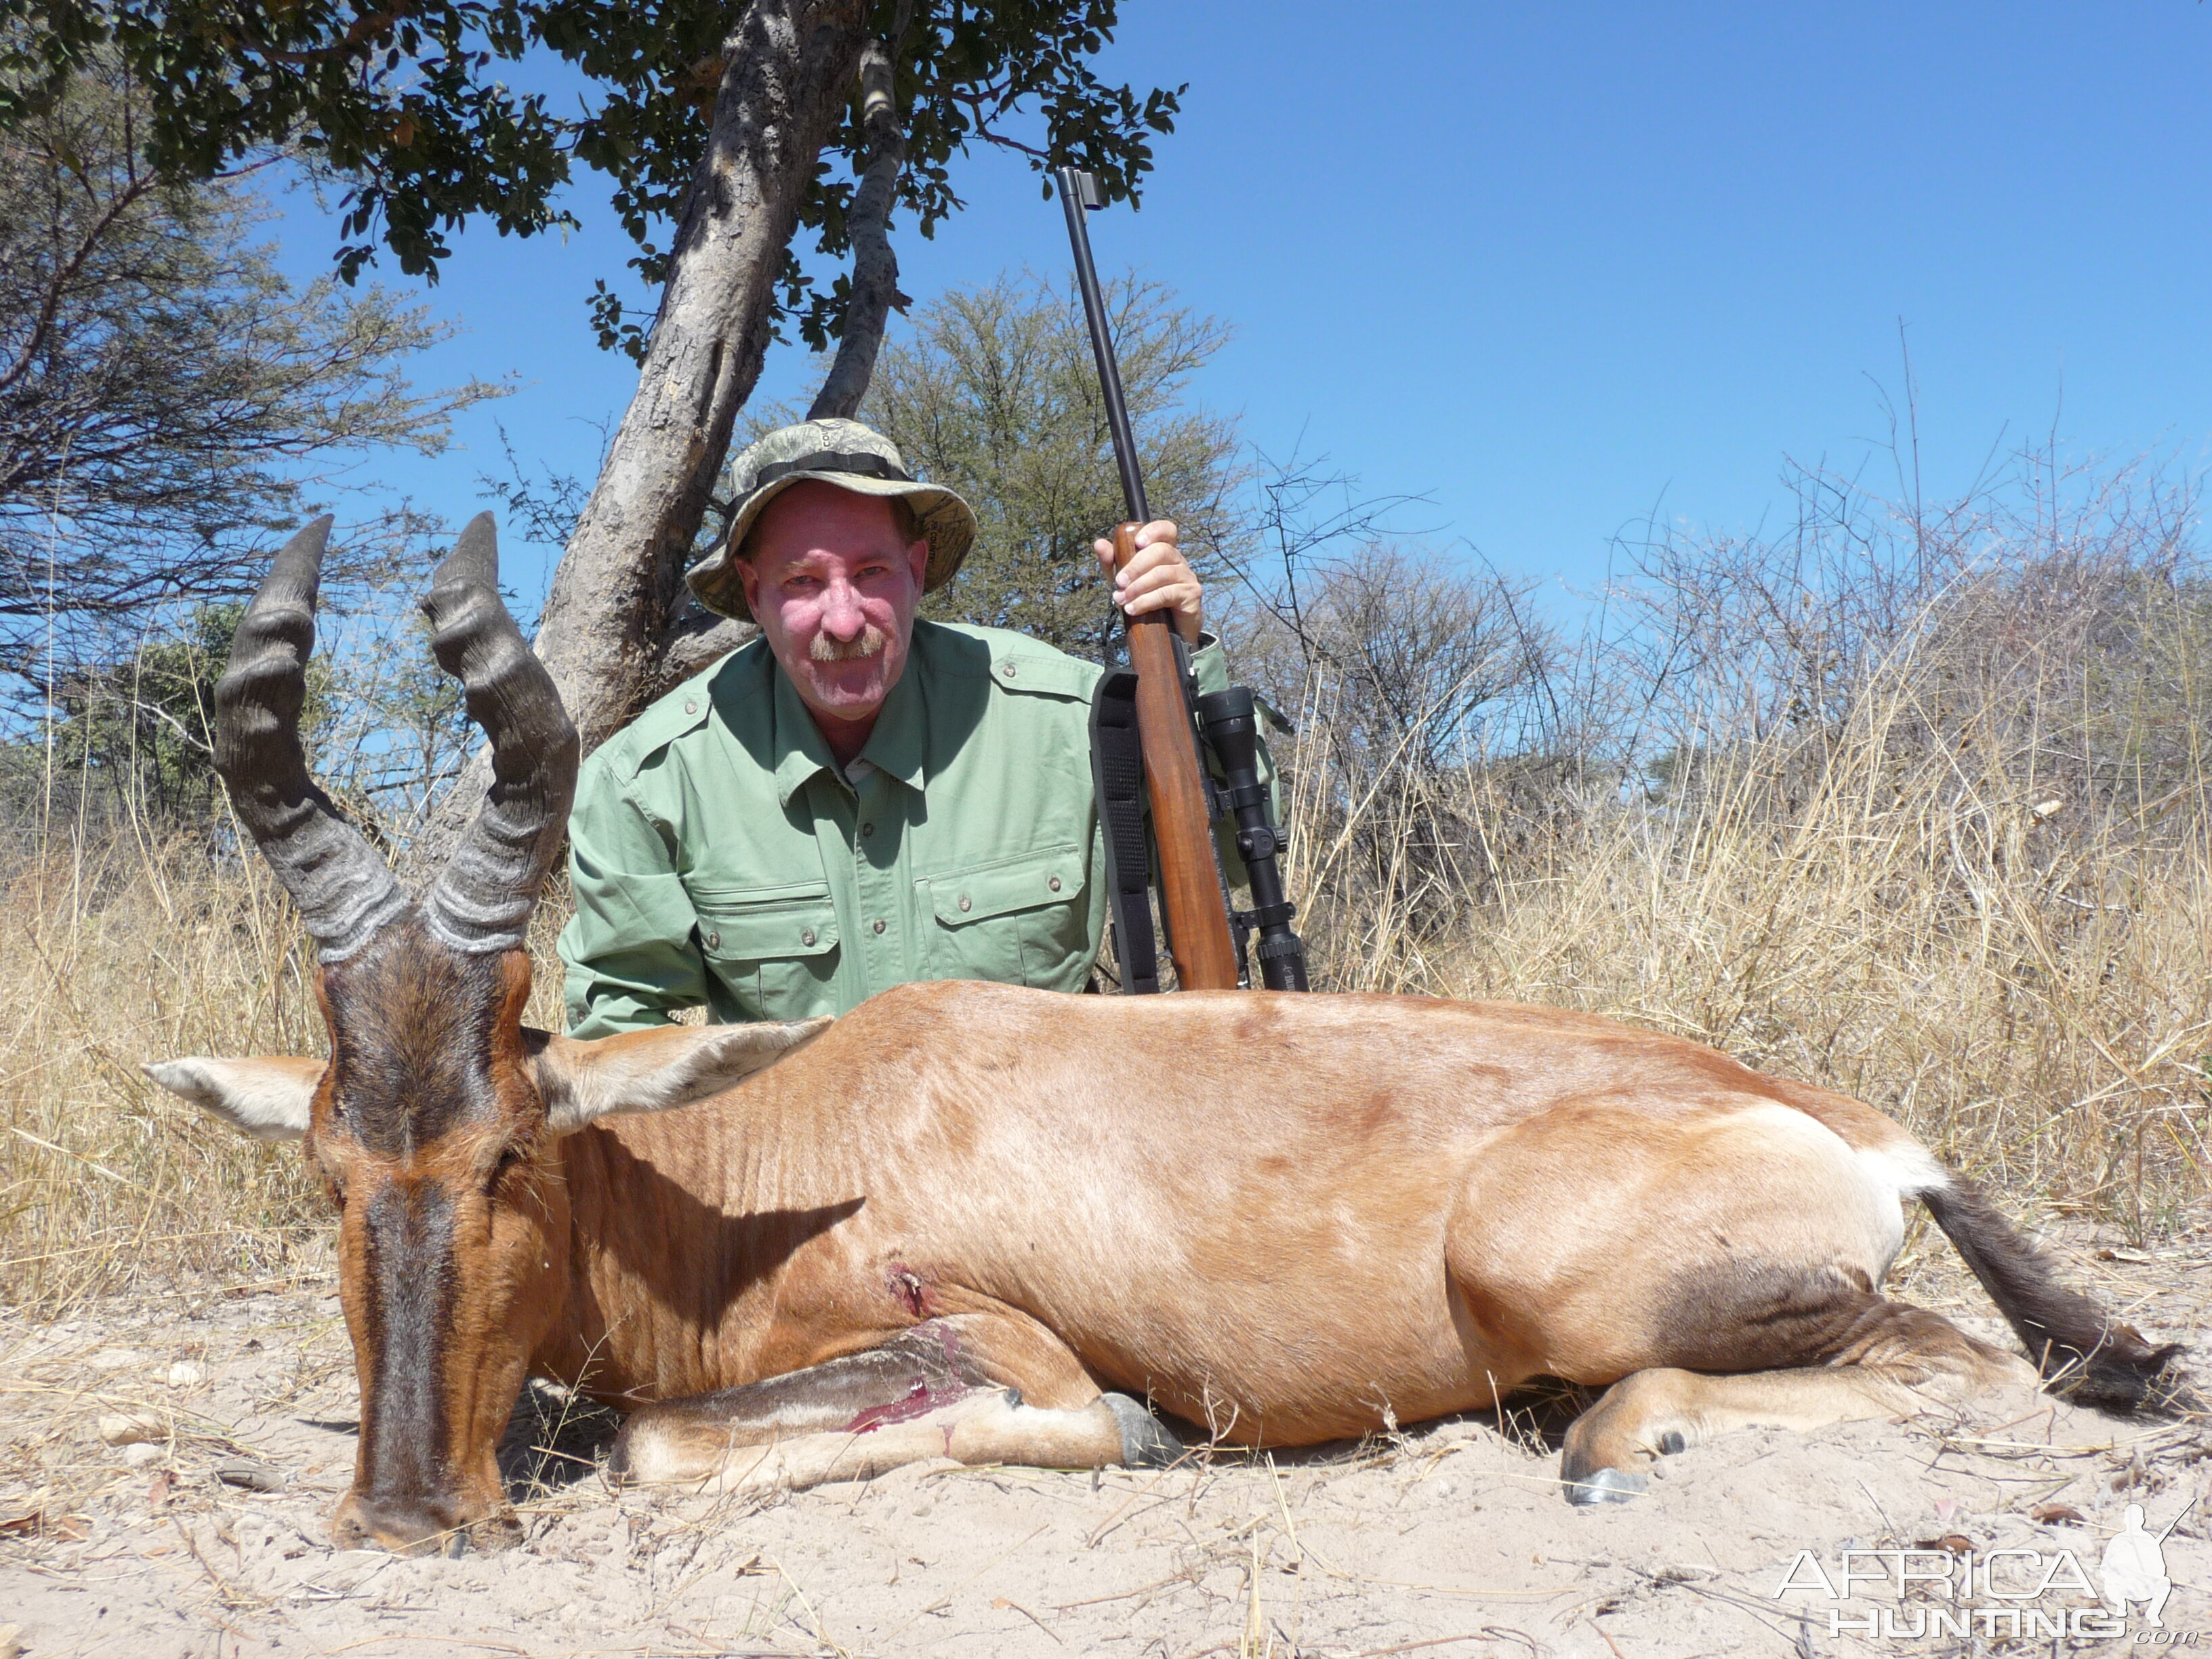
[[1056, 167, 1149, 525]]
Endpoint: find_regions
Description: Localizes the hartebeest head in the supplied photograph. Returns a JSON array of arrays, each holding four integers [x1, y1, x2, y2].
[[146, 518, 821, 1553]]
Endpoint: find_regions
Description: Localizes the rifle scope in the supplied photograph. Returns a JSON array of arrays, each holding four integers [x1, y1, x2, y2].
[[1195, 688, 1309, 991]]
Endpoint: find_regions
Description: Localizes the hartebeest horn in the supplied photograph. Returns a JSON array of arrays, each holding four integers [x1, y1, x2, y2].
[[418, 513, 579, 954], [215, 516, 409, 961]]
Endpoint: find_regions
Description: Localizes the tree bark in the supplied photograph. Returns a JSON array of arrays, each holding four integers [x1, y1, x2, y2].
[[806, 12, 909, 422], [650, 605, 757, 699], [425, 0, 864, 855]]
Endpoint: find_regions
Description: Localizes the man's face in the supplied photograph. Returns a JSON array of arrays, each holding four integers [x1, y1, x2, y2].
[[739, 481, 930, 741]]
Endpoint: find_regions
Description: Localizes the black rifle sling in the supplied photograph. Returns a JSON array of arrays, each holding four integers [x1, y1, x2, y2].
[[1089, 669, 1161, 994]]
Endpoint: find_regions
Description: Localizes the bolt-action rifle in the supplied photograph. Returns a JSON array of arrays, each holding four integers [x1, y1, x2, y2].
[[1056, 166, 1309, 993]]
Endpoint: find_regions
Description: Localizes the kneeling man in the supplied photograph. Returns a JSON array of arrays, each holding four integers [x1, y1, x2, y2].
[[559, 417, 1250, 1034]]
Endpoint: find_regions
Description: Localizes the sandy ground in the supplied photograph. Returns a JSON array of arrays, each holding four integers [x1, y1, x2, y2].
[[2, 1218, 2207, 1659]]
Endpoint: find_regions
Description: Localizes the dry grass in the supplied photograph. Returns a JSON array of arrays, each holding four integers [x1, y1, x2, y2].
[[0, 817, 570, 1314], [5, 471, 2210, 1314], [0, 824, 323, 1313]]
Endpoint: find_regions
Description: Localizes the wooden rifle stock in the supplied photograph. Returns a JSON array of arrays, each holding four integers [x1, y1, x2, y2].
[[1111, 523, 1240, 991], [1057, 166, 1240, 992]]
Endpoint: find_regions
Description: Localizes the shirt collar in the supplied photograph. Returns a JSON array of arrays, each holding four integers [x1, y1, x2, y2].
[[858, 655, 928, 792], [768, 646, 928, 806]]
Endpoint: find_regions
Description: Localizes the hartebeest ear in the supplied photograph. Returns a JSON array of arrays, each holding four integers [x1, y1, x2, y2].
[[529, 1018, 832, 1135], [144, 1057, 324, 1141]]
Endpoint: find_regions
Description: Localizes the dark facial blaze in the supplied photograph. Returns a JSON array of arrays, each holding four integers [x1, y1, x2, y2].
[[355, 1180, 459, 1517], [316, 915, 560, 1554]]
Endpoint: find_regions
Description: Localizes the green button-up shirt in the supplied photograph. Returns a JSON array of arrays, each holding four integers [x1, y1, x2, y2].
[[558, 619, 1247, 1038]]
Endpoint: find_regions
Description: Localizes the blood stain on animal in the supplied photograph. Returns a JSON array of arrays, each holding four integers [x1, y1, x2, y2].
[[887, 1263, 930, 1318]]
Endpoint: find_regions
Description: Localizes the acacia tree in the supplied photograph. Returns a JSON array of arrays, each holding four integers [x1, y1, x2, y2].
[[2, 0, 1184, 760], [860, 270, 1242, 659]]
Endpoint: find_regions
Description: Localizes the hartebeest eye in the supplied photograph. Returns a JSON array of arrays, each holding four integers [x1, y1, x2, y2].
[[312, 1141, 353, 1211], [487, 1145, 527, 1193]]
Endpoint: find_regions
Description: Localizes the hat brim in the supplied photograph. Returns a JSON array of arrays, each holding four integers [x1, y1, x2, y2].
[[686, 469, 976, 622]]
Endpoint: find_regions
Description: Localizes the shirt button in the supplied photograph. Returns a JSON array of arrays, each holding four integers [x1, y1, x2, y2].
[[872, 918, 886, 935], [958, 895, 972, 912], [1048, 876, 1062, 892], [705, 930, 720, 949], [1000, 662, 1017, 678], [861, 821, 874, 837], [684, 699, 697, 715], [801, 928, 817, 947]]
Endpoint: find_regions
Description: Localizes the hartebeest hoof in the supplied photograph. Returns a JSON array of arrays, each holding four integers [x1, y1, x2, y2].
[[1556, 1368, 1696, 1504], [1559, 1404, 1655, 1504], [1104, 1393, 1183, 1468], [1561, 1465, 1648, 1505]]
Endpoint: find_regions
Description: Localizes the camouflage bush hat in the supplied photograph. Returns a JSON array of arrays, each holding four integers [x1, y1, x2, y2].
[[687, 417, 977, 621]]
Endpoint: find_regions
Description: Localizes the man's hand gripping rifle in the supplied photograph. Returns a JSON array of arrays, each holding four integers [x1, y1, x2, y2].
[[1056, 167, 1309, 994]]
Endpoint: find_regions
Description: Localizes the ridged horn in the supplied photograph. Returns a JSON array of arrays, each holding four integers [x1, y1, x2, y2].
[[215, 516, 409, 962], [419, 514, 579, 954]]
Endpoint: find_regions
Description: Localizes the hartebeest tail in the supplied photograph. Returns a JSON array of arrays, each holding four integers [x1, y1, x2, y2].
[[1922, 1176, 2182, 1410]]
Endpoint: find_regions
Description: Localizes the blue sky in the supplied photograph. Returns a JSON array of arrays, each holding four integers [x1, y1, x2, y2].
[[276, 1, 2212, 613]]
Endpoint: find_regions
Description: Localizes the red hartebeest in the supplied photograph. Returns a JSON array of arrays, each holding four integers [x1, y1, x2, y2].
[[148, 520, 2180, 1554]]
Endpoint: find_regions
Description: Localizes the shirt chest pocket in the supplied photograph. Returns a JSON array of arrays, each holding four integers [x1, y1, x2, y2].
[[689, 882, 841, 1021], [925, 844, 1088, 990]]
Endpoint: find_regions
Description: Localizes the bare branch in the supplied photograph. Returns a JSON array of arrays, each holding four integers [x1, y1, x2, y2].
[[0, 170, 159, 398]]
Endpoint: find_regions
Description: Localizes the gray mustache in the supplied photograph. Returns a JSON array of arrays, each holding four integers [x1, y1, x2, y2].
[[811, 626, 888, 663]]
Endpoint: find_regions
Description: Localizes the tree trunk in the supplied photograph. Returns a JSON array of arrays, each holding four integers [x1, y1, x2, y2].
[[651, 605, 757, 699], [424, 0, 864, 855], [541, 0, 863, 745], [807, 12, 909, 422]]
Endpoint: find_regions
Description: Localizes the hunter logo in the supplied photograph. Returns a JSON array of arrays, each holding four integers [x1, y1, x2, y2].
[[2104, 1502, 2179, 1629], [1771, 1498, 2198, 1641]]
